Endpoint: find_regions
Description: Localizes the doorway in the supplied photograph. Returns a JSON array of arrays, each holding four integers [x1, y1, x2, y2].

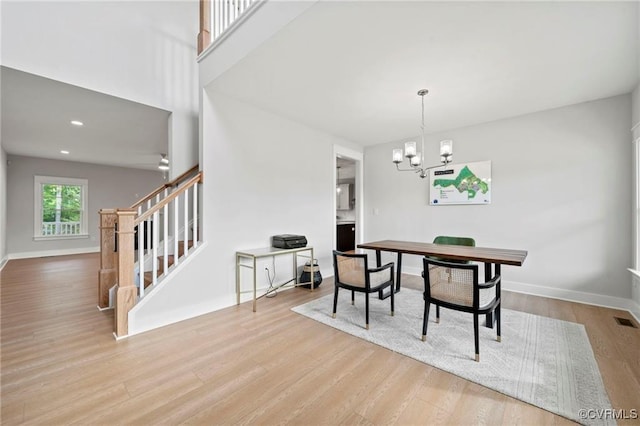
[[334, 146, 363, 252]]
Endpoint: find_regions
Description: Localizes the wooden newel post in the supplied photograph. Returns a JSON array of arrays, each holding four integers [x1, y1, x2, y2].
[[98, 209, 118, 309], [197, 0, 211, 55], [115, 209, 137, 337]]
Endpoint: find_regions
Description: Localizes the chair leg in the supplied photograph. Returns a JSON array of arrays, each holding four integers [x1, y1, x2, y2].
[[496, 303, 501, 342], [332, 286, 339, 319], [422, 298, 430, 342], [390, 285, 395, 316], [436, 304, 440, 323], [365, 292, 370, 330], [473, 313, 479, 362], [351, 290, 355, 305]]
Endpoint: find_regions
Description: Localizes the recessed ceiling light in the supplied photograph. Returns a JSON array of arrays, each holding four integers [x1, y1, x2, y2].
[[70, 120, 84, 126], [60, 150, 70, 155]]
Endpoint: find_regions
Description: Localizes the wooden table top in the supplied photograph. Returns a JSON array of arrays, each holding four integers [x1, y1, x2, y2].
[[357, 240, 527, 266]]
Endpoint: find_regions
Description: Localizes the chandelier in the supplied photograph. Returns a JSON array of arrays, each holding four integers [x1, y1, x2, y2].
[[392, 89, 453, 179]]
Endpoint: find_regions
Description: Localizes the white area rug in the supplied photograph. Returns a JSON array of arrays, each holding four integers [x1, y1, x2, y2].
[[292, 288, 614, 426]]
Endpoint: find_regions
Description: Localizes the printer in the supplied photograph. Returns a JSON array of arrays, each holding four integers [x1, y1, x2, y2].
[[271, 234, 307, 249]]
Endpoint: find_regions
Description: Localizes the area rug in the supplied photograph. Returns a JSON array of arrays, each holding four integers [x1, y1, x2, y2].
[[292, 288, 614, 426]]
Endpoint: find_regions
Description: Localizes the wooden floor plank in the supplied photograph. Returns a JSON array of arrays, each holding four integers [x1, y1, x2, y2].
[[1, 254, 639, 425]]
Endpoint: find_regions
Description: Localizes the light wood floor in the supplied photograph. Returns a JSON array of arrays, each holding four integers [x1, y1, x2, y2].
[[1, 254, 639, 425]]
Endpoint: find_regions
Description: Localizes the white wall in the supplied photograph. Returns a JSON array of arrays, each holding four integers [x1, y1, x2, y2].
[[0, 0, 199, 176], [365, 95, 632, 303], [0, 147, 6, 267], [631, 84, 640, 317], [0, 4, 6, 266], [128, 90, 363, 334], [6, 155, 165, 257]]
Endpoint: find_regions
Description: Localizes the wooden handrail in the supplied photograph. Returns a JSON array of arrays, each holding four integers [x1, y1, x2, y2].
[[168, 164, 200, 188], [130, 164, 199, 210], [135, 172, 203, 225]]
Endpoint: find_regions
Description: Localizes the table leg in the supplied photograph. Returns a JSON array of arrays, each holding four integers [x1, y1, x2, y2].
[[236, 254, 240, 305], [484, 262, 495, 328], [380, 252, 402, 300], [396, 252, 402, 292], [252, 257, 257, 313]]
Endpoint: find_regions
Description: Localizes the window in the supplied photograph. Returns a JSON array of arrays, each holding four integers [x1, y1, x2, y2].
[[34, 176, 88, 240]]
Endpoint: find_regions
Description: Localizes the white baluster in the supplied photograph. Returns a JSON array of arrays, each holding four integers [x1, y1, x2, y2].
[[184, 187, 189, 258], [146, 201, 151, 257], [138, 220, 144, 298], [163, 201, 169, 274], [224, 0, 228, 33], [214, 0, 220, 39], [193, 182, 199, 248], [173, 198, 179, 266], [152, 210, 159, 286]]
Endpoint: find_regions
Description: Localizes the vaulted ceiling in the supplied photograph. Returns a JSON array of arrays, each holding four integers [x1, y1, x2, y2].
[[209, 1, 639, 146]]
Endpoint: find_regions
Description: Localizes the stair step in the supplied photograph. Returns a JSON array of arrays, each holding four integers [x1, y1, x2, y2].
[[143, 272, 153, 288], [141, 240, 196, 287]]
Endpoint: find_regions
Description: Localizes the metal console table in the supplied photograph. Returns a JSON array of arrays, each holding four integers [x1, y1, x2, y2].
[[236, 245, 315, 312]]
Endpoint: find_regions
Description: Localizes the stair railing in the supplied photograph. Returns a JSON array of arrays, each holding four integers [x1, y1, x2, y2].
[[114, 171, 203, 337], [98, 165, 199, 311], [198, 0, 259, 54], [130, 164, 199, 216]]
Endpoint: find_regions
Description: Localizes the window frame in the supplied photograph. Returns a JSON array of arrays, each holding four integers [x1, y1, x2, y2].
[[33, 175, 89, 241]]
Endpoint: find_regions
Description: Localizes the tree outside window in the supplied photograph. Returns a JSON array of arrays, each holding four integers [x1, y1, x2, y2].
[[34, 176, 88, 239]]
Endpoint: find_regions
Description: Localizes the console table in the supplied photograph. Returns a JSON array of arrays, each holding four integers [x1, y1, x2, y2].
[[236, 245, 315, 312]]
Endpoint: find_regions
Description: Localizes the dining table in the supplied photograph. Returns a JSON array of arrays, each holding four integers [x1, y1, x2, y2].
[[356, 240, 528, 328]]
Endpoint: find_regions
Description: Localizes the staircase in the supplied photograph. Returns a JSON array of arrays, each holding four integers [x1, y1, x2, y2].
[[142, 239, 194, 288], [98, 165, 203, 338]]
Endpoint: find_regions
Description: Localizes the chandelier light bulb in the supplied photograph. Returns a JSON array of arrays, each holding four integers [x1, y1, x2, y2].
[[404, 141, 417, 158], [440, 140, 453, 156], [393, 149, 403, 164]]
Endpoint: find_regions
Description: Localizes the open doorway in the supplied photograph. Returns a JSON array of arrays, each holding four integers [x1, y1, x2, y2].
[[336, 157, 356, 251], [334, 146, 363, 252]]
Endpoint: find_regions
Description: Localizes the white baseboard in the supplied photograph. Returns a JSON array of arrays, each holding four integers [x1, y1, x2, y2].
[[503, 279, 640, 315], [129, 296, 232, 337], [8, 246, 100, 260], [0, 256, 8, 271], [366, 266, 640, 324]]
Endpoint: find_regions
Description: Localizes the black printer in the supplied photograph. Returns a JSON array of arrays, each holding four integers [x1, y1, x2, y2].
[[271, 234, 307, 249]]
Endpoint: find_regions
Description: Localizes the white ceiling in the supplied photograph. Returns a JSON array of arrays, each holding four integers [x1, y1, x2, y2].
[[209, 1, 639, 146], [1, 66, 170, 170], [337, 156, 356, 179]]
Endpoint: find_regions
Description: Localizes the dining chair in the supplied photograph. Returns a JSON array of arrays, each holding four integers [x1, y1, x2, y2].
[[427, 235, 476, 320], [422, 257, 501, 362], [332, 250, 395, 330], [431, 235, 476, 263]]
